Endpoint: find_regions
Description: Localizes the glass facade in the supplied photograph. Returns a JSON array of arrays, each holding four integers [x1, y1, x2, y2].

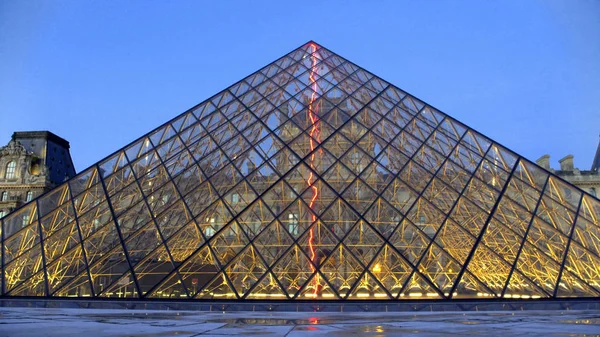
[[1, 42, 599, 301]]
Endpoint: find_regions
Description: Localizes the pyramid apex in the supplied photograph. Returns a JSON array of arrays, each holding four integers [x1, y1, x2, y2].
[[301, 40, 325, 50]]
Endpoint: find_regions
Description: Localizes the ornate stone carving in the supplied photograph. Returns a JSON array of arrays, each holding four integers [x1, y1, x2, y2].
[[0, 140, 46, 184], [25, 166, 49, 184], [0, 140, 29, 157]]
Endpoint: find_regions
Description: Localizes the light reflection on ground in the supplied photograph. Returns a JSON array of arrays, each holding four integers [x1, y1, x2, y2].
[[0, 307, 599, 336]]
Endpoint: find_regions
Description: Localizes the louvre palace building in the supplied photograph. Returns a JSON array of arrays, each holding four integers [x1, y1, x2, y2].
[[0, 42, 599, 304]]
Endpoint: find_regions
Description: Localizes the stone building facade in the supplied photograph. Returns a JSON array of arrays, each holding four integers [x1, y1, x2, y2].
[[536, 138, 600, 198], [0, 131, 76, 219]]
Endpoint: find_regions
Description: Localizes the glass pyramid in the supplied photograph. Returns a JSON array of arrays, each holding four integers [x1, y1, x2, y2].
[[2, 41, 599, 301]]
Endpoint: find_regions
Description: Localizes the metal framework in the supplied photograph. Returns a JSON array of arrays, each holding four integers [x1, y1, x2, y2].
[[1, 41, 599, 301]]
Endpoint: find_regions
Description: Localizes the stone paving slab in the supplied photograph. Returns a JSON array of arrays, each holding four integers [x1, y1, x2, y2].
[[0, 307, 599, 336]]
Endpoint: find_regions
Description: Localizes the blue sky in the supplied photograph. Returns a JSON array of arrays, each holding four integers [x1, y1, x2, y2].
[[1, 1, 599, 172]]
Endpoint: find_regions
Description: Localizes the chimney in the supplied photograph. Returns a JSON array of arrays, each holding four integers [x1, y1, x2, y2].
[[592, 134, 600, 172], [559, 155, 574, 171], [536, 155, 550, 170]]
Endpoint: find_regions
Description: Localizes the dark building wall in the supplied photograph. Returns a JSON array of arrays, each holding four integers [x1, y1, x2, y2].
[[45, 139, 76, 183]]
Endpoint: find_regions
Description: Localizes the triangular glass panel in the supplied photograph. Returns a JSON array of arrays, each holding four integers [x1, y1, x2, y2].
[[3, 204, 40, 264], [253, 220, 294, 267], [41, 208, 80, 265], [321, 161, 356, 194], [131, 244, 180, 297], [8, 269, 46, 297], [511, 241, 563, 295], [46, 244, 87, 295], [359, 160, 394, 195], [555, 261, 600, 298], [194, 200, 232, 239], [225, 245, 269, 298], [298, 179, 336, 217], [452, 270, 496, 299], [195, 272, 238, 299], [94, 251, 138, 298], [388, 219, 431, 265], [153, 245, 217, 298], [297, 221, 340, 267], [415, 244, 464, 295], [5, 243, 45, 294], [321, 198, 360, 239], [348, 270, 391, 300], [449, 197, 489, 237], [463, 242, 515, 296], [341, 177, 378, 215], [52, 271, 93, 297], [260, 180, 295, 218], [363, 198, 402, 238], [399, 272, 442, 299], [342, 219, 384, 266], [297, 271, 339, 299], [369, 245, 413, 298], [246, 272, 289, 300], [434, 218, 476, 265], [208, 221, 249, 266], [503, 269, 550, 299], [568, 219, 600, 293], [277, 197, 316, 239], [270, 244, 314, 298], [166, 221, 206, 262]]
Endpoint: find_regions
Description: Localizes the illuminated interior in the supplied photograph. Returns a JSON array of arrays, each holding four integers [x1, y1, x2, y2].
[[1, 41, 599, 301]]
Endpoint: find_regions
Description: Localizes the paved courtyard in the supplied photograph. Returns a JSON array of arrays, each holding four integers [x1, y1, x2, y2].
[[0, 307, 599, 336]]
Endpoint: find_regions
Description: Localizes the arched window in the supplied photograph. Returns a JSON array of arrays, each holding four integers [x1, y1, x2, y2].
[[26, 191, 33, 202], [0, 210, 5, 219], [1, 191, 7, 201], [591, 188, 597, 197], [5, 161, 16, 179]]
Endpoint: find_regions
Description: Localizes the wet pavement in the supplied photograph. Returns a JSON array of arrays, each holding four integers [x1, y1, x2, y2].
[[0, 307, 599, 336]]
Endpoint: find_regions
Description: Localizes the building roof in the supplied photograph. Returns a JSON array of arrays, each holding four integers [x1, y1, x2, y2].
[[1, 41, 600, 302], [12, 131, 71, 149]]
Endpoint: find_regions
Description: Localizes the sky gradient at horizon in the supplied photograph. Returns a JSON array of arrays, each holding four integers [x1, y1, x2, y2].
[[1, 1, 599, 172]]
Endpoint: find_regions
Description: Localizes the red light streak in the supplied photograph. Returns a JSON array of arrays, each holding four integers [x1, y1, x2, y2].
[[306, 43, 321, 296]]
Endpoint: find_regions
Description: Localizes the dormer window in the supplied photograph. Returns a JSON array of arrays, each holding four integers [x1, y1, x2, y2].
[[5, 161, 16, 179]]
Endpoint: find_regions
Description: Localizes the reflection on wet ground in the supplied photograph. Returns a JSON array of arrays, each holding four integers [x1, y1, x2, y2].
[[1, 307, 599, 336]]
